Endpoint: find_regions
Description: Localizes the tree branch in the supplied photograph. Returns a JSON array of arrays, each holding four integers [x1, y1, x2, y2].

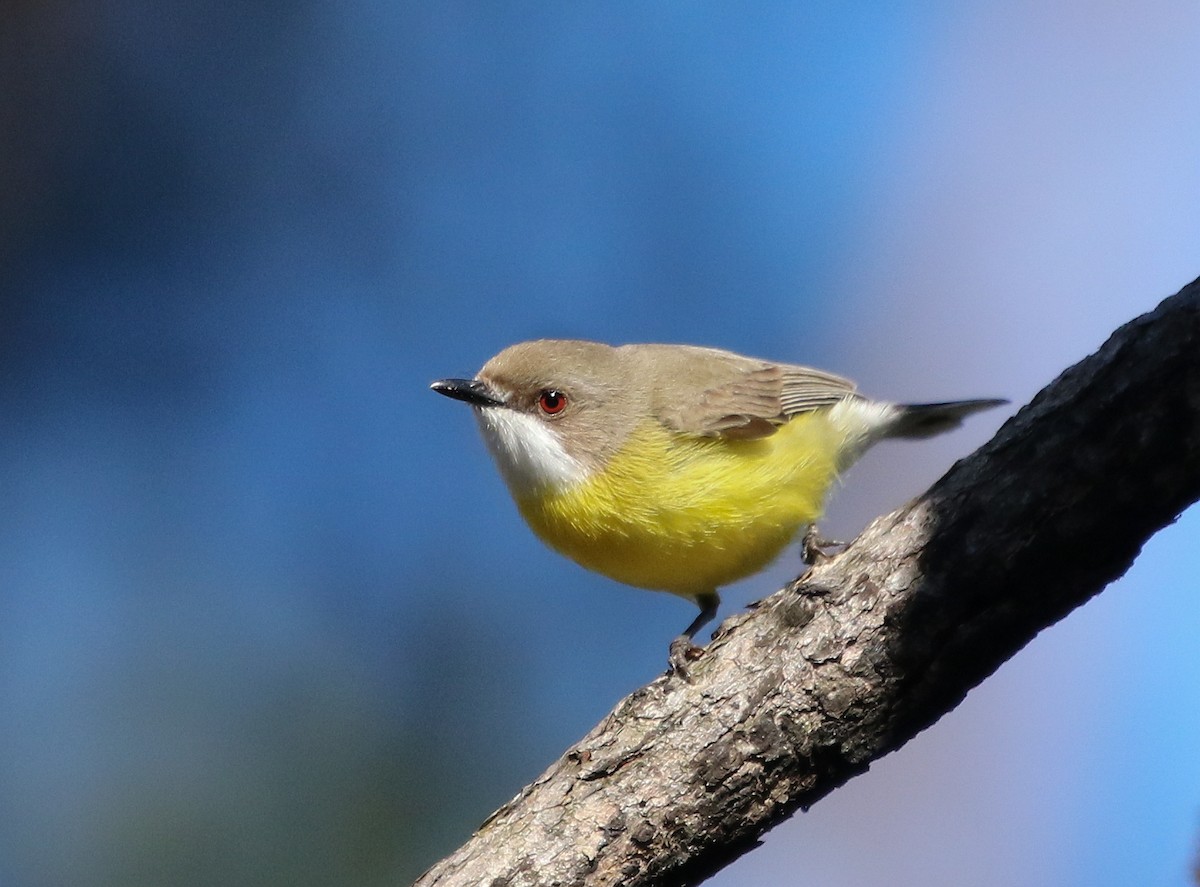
[[414, 278, 1200, 887]]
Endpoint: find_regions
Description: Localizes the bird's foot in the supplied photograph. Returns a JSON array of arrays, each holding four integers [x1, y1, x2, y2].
[[802, 525, 846, 566], [667, 635, 705, 680]]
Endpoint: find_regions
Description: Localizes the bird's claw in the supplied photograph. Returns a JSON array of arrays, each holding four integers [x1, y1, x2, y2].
[[667, 635, 705, 680], [802, 525, 846, 566]]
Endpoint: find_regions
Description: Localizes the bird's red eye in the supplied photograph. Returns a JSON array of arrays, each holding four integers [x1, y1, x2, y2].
[[538, 389, 567, 415]]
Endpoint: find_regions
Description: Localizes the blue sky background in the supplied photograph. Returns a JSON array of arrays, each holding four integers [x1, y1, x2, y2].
[[2, 3, 1198, 885]]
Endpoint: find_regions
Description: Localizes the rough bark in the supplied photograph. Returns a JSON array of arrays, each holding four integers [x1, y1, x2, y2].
[[414, 278, 1200, 887]]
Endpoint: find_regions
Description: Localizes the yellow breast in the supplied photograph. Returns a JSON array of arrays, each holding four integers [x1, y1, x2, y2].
[[515, 413, 844, 599]]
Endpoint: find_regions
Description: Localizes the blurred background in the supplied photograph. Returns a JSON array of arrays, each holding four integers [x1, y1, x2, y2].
[[2, 2, 1199, 885]]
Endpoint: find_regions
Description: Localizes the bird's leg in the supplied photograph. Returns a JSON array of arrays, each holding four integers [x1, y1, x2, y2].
[[801, 524, 846, 566], [667, 591, 720, 678]]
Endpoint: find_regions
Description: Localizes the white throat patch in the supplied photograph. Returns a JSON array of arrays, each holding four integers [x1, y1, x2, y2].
[[474, 407, 586, 494]]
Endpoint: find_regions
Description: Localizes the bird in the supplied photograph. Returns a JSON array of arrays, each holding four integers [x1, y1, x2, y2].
[[431, 339, 1004, 672]]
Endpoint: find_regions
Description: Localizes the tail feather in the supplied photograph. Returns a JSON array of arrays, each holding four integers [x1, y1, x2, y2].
[[888, 399, 1008, 439]]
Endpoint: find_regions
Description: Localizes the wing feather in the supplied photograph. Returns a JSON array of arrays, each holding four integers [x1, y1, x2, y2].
[[654, 354, 859, 440]]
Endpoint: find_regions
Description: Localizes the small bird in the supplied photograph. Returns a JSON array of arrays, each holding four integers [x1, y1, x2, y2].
[[431, 339, 1004, 671]]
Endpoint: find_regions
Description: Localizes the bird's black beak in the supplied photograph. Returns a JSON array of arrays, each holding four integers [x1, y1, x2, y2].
[[430, 378, 505, 407]]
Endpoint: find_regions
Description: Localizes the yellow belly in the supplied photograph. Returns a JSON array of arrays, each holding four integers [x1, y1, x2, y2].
[[515, 413, 843, 599]]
